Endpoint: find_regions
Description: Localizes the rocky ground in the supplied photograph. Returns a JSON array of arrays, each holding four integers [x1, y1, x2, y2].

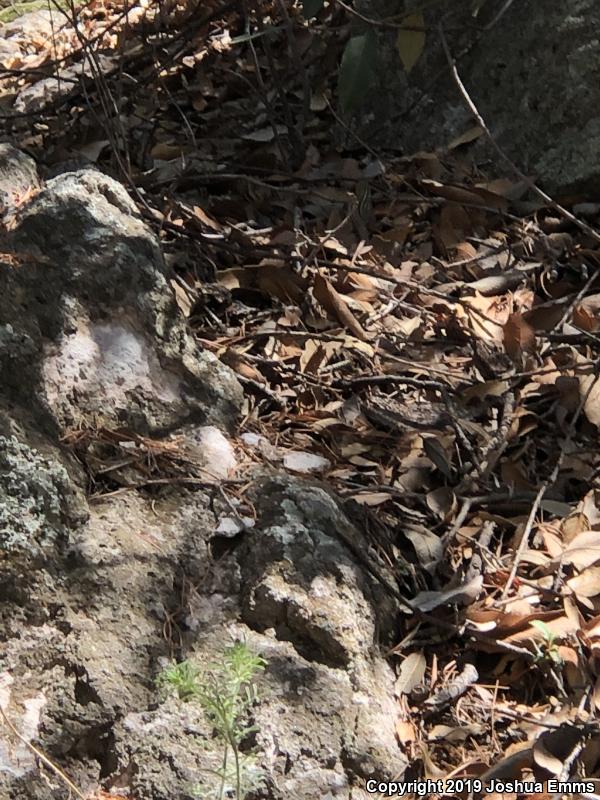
[[3, 2, 600, 799], [0, 150, 406, 799]]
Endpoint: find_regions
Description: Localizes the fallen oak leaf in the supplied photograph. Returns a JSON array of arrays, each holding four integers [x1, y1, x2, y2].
[[422, 663, 478, 714], [411, 575, 483, 612], [396, 12, 425, 73], [395, 651, 426, 696], [313, 274, 368, 340], [567, 565, 600, 599], [504, 311, 537, 358]]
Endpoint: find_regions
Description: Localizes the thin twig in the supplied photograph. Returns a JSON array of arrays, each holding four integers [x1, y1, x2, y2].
[[0, 705, 86, 800]]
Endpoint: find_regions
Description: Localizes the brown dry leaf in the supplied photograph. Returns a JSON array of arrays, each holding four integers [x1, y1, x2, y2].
[[448, 125, 483, 150], [374, 225, 411, 255], [504, 312, 536, 358], [313, 274, 367, 340], [299, 339, 326, 374], [221, 349, 265, 383], [567, 566, 600, 599], [426, 487, 456, 521], [468, 608, 559, 636], [581, 490, 600, 526], [573, 303, 598, 332], [560, 511, 590, 543], [396, 12, 425, 73], [150, 141, 186, 160], [556, 645, 579, 666], [170, 279, 192, 317], [396, 718, 417, 745], [558, 530, 600, 569], [462, 292, 509, 343], [317, 233, 348, 256], [579, 373, 600, 427], [501, 458, 536, 491], [540, 527, 563, 558], [190, 204, 222, 231], [505, 615, 578, 646], [339, 270, 380, 302], [452, 241, 478, 261], [573, 293, 600, 331], [217, 267, 248, 290], [434, 204, 472, 251]]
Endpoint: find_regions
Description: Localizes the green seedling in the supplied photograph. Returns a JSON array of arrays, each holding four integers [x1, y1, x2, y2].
[[531, 619, 563, 667], [156, 659, 202, 701], [158, 642, 267, 800]]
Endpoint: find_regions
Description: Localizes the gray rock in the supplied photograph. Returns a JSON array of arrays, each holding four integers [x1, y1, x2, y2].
[[0, 143, 40, 216], [237, 474, 407, 795], [0, 155, 405, 800], [6, 168, 242, 432], [0, 435, 86, 558], [351, 0, 600, 195]]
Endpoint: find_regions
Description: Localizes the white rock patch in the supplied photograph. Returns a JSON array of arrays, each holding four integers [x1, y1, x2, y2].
[[180, 425, 237, 479], [43, 319, 180, 411], [0, 672, 46, 777]]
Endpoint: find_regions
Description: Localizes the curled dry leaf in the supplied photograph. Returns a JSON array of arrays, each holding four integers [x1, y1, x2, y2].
[[396, 719, 418, 745], [504, 615, 578, 647], [557, 530, 600, 569], [313, 274, 368, 340], [395, 651, 426, 696], [567, 566, 600, 599], [403, 525, 444, 574], [396, 12, 425, 73], [579, 373, 600, 427], [504, 312, 536, 359], [426, 487, 456, 522], [423, 663, 478, 712], [411, 575, 483, 612], [532, 725, 584, 777], [561, 511, 590, 544]]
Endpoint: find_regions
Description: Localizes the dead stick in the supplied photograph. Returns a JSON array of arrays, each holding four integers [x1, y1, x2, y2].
[[0, 705, 86, 800]]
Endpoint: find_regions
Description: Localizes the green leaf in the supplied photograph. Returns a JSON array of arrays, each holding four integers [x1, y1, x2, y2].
[[396, 12, 425, 73], [337, 30, 378, 115], [531, 619, 553, 641], [303, 0, 324, 18]]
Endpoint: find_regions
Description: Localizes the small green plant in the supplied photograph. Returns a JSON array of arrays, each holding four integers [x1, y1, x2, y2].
[[531, 620, 563, 667], [156, 659, 202, 701], [158, 642, 267, 800]]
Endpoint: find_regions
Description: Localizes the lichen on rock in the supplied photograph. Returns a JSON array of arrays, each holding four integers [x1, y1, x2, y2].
[[0, 435, 87, 557]]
